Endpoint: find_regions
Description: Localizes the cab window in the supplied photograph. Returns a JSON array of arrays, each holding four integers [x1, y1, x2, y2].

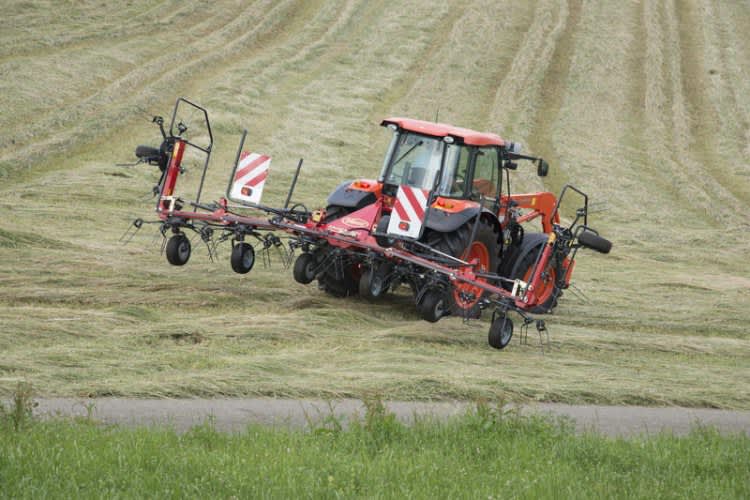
[[438, 144, 471, 197], [471, 147, 499, 199]]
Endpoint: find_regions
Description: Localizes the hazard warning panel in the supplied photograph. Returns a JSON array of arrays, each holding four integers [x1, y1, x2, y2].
[[227, 151, 270, 206], [386, 185, 430, 239]]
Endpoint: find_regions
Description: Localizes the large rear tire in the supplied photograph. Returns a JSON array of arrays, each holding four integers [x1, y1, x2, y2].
[[421, 217, 500, 317]]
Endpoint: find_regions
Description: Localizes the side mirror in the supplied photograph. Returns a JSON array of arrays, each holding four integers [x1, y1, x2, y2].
[[537, 159, 549, 177]]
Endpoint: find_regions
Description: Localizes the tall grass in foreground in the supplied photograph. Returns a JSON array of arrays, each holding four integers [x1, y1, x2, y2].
[[1, 400, 747, 499]]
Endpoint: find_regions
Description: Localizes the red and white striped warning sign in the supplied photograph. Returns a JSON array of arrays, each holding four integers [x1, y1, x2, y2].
[[386, 185, 429, 239], [228, 151, 271, 206]]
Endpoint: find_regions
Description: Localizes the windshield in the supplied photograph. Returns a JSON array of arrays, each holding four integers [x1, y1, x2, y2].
[[381, 133, 444, 191]]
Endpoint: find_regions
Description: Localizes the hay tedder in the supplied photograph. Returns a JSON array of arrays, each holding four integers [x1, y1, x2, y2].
[[125, 97, 611, 350]]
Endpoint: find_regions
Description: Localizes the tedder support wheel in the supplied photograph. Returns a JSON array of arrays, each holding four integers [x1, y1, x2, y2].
[[509, 233, 561, 314], [359, 263, 391, 299], [230, 242, 255, 274], [293, 253, 317, 284], [488, 312, 513, 350], [418, 290, 447, 323], [165, 233, 191, 266]]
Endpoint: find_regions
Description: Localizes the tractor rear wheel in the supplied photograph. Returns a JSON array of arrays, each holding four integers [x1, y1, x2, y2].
[[422, 218, 500, 317], [509, 233, 561, 313]]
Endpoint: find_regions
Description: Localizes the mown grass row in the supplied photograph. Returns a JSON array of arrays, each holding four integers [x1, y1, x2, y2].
[[2, 0, 749, 406], [1, 390, 748, 499]]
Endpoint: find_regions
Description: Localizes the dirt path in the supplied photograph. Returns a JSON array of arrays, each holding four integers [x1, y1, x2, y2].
[[30, 398, 750, 437]]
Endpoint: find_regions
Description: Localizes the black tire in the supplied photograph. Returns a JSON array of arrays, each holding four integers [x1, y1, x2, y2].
[[319, 269, 359, 297], [421, 217, 501, 317], [374, 215, 395, 248], [418, 290, 447, 323], [488, 312, 513, 350], [314, 248, 360, 298], [165, 234, 191, 266], [135, 145, 160, 159], [578, 230, 612, 254], [230, 242, 255, 274], [293, 253, 316, 284], [508, 233, 560, 314], [498, 244, 519, 290], [359, 263, 390, 299]]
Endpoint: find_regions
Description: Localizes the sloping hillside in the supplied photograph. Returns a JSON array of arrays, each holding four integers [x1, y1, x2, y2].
[[1, 0, 748, 407]]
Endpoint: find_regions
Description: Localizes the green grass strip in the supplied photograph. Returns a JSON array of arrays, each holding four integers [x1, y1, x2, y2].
[[1, 403, 748, 499]]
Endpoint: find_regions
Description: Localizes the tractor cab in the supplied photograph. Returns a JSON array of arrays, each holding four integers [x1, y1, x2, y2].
[[378, 118, 505, 212]]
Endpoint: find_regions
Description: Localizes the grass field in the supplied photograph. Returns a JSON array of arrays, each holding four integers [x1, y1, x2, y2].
[[1, 398, 748, 498], [1, 1, 749, 407]]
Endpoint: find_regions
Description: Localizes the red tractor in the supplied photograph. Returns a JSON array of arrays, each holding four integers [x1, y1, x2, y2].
[[292, 117, 610, 325]]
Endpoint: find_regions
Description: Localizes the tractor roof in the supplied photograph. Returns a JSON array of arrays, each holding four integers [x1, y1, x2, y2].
[[381, 117, 505, 147]]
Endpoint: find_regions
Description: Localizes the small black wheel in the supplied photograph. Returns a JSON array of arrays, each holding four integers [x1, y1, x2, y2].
[[165, 234, 191, 266], [293, 253, 316, 284], [418, 290, 447, 323], [230, 242, 255, 274], [374, 215, 395, 248], [359, 266, 388, 299], [578, 230, 612, 254], [488, 313, 513, 350]]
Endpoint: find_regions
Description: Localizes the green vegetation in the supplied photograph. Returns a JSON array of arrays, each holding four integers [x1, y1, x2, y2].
[[1, 398, 748, 499], [1, 0, 749, 406]]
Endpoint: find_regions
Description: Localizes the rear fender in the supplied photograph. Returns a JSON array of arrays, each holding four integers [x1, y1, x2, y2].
[[425, 199, 479, 232], [424, 198, 501, 234], [326, 179, 382, 211]]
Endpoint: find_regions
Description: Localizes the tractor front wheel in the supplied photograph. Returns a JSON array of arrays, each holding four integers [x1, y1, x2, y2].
[[509, 233, 561, 313]]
